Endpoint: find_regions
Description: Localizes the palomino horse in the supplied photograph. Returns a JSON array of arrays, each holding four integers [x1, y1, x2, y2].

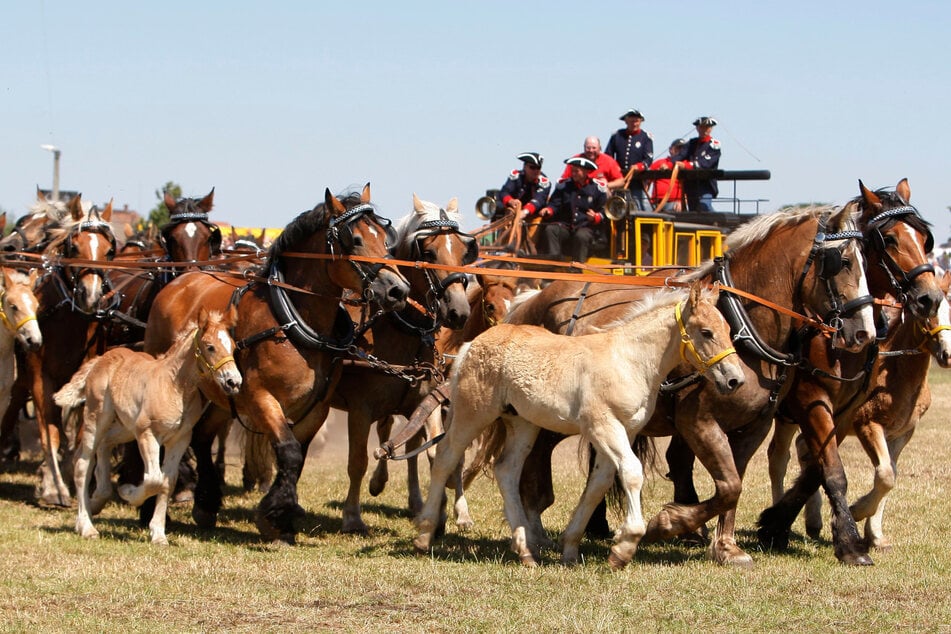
[[0, 268, 43, 450], [490, 203, 875, 566], [321, 195, 475, 533], [56, 307, 241, 545], [758, 179, 945, 564], [20, 195, 119, 506], [414, 284, 745, 568], [767, 279, 951, 551], [142, 185, 410, 542]]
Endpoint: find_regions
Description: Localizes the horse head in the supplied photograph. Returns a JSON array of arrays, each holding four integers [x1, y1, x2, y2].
[[679, 283, 744, 394], [856, 178, 943, 321], [393, 194, 477, 330], [0, 267, 42, 351], [475, 270, 517, 328], [194, 305, 242, 396], [50, 195, 118, 313], [160, 188, 222, 268]]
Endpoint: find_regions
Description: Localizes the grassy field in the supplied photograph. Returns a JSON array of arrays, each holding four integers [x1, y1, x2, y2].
[[2, 369, 951, 633]]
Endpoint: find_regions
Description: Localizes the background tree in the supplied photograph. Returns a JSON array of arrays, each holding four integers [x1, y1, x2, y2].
[[147, 181, 182, 227]]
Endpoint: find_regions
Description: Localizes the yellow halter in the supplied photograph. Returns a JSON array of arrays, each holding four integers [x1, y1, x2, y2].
[[919, 322, 951, 352], [193, 328, 235, 376], [0, 287, 39, 334], [675, 300, 737, 374]]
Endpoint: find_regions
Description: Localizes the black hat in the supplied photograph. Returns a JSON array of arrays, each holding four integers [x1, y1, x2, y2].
[[619, 109, 644, 121], [516, 152, 543, 167], [564, 156, 597, 171], [670, 138, 687, 148], [693, 116, 718, 127]]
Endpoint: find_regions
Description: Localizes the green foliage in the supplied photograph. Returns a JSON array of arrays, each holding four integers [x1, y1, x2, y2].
[[147, 181, 183, 227]]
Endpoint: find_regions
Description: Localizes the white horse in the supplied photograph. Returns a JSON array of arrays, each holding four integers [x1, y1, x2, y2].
[[55, 306, 242, 545], [0, 267, 43, 432], [414, 283, 745, 569]]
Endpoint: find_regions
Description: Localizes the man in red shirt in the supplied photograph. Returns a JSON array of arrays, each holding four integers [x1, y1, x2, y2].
[[649, 138, 687, 212], [559, 136, 624, 190]]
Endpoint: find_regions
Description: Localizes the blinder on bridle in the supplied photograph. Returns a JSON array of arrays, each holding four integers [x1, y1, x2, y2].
[[160, 212, 223, 257], [326, 203, 399, 293], [865, 205, 935, 294], [408, 210, 479, 304]]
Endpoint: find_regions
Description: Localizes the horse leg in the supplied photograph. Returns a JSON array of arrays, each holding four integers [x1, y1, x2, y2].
[[214, 419, 231, 483], [414, 402, 492, 554], [149, 434, 191, 546], [767, 418, 798, 504], [663, 433, 706, 546], [644, 417, 740, 545], [342, 409, 373, 534], [29, 362, 73, 507], [519, 429, 564, 550], [0, 378, 28, 467], [583, 446, 614, 539], [119, 428, 163, 507], [492, 417, 541, 567], [74, 406, 105, 539], [368, 415, 394, 498], [89, 436, 116, 515], [189, 408, 230, 528], [795, 433, 824, 538], [242, 423, 275, 492], [706, 422, 772, 568], [851, 424, 911, 550]]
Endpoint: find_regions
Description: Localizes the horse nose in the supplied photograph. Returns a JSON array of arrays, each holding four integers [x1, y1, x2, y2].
[[24, 336, 42, 352], [914, 290, 940, 319], [388, 283, 407, 304], [854, 329, 871, 347]]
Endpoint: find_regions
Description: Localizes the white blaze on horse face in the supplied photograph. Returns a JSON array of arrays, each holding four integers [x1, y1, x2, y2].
[[184, 222, 198, 239], [217, 329, 234, 354], [84, 234, 104, 301], [897, 223, 926, 261]]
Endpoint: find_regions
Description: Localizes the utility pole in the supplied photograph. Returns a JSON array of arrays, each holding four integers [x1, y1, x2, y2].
[[40, 144, 61, 201]]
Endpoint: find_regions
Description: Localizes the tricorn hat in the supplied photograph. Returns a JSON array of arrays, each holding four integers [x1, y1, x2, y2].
[[564, 156, 598, 171], [516, 152, 543, 167], [619, 109, 644, 121], [693, 116, 718, 127]]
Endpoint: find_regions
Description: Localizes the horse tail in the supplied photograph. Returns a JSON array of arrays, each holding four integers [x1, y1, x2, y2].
[[241, 424, 275, 493], [53, 357, 97, 411], [633, 435, 660, 476], [462, 419, 506, 488]]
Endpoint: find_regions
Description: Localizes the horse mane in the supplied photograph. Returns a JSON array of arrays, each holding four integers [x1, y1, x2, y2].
[[169, 196, 212, 218], [266, 191, 370, 266], [503, 288, 541, 323], [393, 198, 463, 255], [43, 209, 115, 255], [596, 287, 693, 331]]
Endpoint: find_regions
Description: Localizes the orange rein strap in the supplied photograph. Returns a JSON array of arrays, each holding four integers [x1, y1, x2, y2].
[[675, 300, 737, 375]]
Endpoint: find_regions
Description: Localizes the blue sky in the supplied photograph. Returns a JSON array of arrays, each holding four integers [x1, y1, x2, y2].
[[3, 2, 949, 240]]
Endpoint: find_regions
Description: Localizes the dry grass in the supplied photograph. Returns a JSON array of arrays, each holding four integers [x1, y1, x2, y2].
[[2, 369, 951, 632]]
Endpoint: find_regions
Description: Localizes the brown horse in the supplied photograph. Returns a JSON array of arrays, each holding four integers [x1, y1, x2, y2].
[[141, 185, 410, 542], [19, 195, 119, 506], [56, 306, 241, 545], [324, 195, 476, 533], [483, 203, 875, 566], [414, 284, 745, 568], [757, 179, 945, 564], [767, 275, 951, 551]]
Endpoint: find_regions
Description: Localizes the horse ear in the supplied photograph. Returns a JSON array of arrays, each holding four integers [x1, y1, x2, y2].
[[100, 199, 113, 222], [36, 186, 46, 202], [29, 267, 39, 288], [896, 178, 911, 203], [446, 198, 459, 214], [859, 180, 881, 211], [197, 306, 210, 328], [360, 183, 371, 204], [941, 270, 951, 295], [412, 193, 424, 213], [325, 188, 346, 216], [689, 282, 701, 307], [164, 191, 178, 213], [0, 212, 6, 235], [199, 188, 215, 212], [1, 268, 12, 290], [828, 205, 850, 232], [258, 227, 266, 244], [123, 223, 134, 238], [230, 226, 239, 241], [226, 303, 239, 327], [68, 194, 85, 221]]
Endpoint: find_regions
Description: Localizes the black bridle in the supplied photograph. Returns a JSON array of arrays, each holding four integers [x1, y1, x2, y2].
[[327, 203, 399, 299], [404, 211, 478, 315], [864, 205, 935, 302]]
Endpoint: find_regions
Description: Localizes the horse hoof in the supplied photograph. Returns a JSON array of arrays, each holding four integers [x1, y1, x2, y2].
[[806, 524, 822, 540], [37, 493, 73, 509], [79, 527, 100, 539], [841, 552, 874, 566], [412, 534, 432, 554], [151, 536, 170, 547], [172, 489, 194, 505], [455, 517, 474, 532], [193, 507, 219, 529], [607, 551, 629, 571], [368, 474, 388, 497], [519, 553, 538, 568], [756, 526, 789, 551], [341, 522, 369, 536]]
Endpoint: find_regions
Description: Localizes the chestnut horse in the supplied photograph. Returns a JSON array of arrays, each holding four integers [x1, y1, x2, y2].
[[767, 280, 951, 551], [317, 195, 476, 533], [484, 203, 875, 566], [0, 268, 43, 447], [758, 179, 945, 564], [56, 307, 241, 545], [142, 185, 410, 542], [20, 195, 119, 506], [414, 284, 745, 568]]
